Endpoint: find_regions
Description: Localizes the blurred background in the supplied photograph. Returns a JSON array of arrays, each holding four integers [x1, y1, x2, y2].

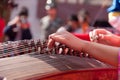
[[0, 0, 116, 42]]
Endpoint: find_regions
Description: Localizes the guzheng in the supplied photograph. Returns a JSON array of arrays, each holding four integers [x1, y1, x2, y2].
[[0, 39, 117, 80], [0, 39, 90, 58]]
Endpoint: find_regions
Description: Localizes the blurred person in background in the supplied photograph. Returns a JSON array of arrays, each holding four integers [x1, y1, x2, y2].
[[0, 14, 5, 42], [107, 0, 120, 31], [89, 0, 120, 45], [40, 0, 63, 40], [88, 0, 120, 46], [4, 7, 32, 41], [78, 9, 90, 34], [57, 14, 81, 33]]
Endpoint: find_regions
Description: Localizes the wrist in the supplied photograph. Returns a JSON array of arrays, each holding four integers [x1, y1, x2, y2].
[[116, 35, 120, 47], [76, 39, 88, 52], [111, 35, 120, 47]]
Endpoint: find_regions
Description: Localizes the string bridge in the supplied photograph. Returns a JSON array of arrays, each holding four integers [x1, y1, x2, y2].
[[0, 39, 92, 58]]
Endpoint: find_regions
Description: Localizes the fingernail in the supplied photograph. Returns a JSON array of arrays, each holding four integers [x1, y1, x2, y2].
[[99, 34, 104, 39]]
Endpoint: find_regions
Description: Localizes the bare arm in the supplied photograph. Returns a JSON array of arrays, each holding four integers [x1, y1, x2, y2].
[[48, 31, 119, 67], [82, 41, 119, 67]]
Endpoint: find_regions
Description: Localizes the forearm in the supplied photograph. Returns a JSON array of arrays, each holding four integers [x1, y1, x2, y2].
[[80, 41, 119, 67], [48, 31, 119, 67]]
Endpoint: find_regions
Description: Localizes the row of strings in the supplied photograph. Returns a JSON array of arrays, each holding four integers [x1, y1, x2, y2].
[[0, 39, 91, 58]]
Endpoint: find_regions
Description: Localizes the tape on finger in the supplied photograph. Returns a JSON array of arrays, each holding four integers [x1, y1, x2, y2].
[[89, 31, 99, 42]]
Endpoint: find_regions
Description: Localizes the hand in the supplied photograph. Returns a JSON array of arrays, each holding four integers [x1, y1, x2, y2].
[[90, 29, 120, 46], [47, 30, 84, 51]]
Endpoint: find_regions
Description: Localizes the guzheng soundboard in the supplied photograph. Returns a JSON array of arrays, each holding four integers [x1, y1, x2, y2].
[[0, 40, 117, 80], [0, 53, 116, 80]]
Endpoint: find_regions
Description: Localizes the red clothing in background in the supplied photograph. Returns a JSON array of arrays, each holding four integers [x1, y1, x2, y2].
[[73, 33, 90, 41], [0, 18, 5, 41]]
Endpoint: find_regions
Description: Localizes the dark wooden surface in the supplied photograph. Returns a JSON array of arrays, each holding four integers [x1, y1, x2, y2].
[[0, 53, 114, 80]]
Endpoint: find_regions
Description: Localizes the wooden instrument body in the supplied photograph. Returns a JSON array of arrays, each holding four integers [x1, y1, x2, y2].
[[31, 69, 117, 80], [0, 53, 117, 80], [0, 37, 118, 80]]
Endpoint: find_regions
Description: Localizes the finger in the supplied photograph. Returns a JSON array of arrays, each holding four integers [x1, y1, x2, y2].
[[89, 31, 98, 42], [91, 29, 110, 42], [98, 34, 104, 39], [47, 33, 57, 48], [50, 34, 66, 44], [47, 32, 65, 48], [47, 38, 55, 49], [102, 35, 112, 41], [48, 31, 73, 48], [89, 31, 94, 41], [93, 29, 107, 35], [97, 34, 112, 44]]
